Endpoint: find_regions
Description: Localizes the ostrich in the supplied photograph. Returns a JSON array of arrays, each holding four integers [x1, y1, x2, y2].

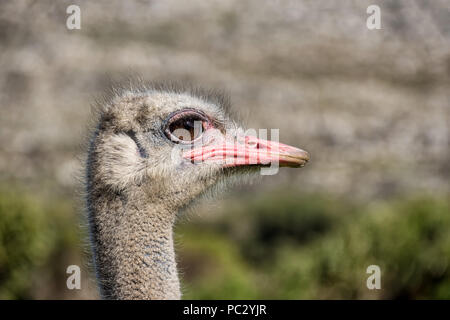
[[85, 84, 309, 300]]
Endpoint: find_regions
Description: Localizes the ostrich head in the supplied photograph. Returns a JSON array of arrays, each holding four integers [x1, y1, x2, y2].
[[86, 84, 309, 299]]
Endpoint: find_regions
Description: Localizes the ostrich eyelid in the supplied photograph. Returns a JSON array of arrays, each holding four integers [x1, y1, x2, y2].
[[163, 108, 210, 144]]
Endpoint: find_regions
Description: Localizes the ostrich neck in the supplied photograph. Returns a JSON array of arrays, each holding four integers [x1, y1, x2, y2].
[[88, 188, 181, 300]]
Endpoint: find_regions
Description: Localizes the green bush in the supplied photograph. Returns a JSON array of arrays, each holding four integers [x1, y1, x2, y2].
[[0, 187, 79, 299], [177, 192, 450, 299], [279, 196, 450, 299], [1, 186, 449, 299], [176, 228, 258, 299]]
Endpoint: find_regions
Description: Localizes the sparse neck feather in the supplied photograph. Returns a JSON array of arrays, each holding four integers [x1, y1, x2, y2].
[[87, 185, 181, 300]]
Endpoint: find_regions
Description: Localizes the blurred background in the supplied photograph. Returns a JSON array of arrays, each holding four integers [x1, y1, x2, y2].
[[0, 0, 449, 299]]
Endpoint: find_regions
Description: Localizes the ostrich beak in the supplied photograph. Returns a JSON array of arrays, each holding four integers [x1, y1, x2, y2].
[[182, 135, 310, 168]]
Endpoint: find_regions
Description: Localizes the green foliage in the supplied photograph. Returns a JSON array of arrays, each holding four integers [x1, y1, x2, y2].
[[268, 196, 450, 299], [177, 191, 450, 299], [1, 186, 449, 299], [0, 187, 79, 299], [177, 228, 258, 299]]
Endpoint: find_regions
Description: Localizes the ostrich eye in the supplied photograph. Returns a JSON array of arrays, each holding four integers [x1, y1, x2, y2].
[[164, 110, 209, 144]]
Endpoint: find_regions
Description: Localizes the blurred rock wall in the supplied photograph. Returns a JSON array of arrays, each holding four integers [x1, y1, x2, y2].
[[0, 0, 449, 199]]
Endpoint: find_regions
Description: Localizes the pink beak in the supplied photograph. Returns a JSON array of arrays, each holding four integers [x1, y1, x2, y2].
[[182, 135, 310, 168]]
